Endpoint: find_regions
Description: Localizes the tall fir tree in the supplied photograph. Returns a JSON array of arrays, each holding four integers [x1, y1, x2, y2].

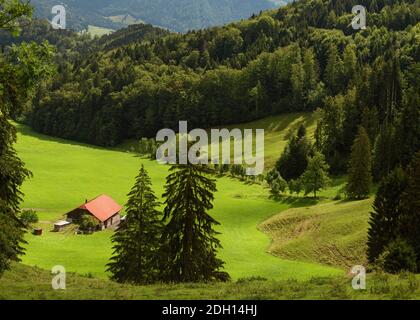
[[302, 48, 319, 94], [0, 2, 53, 276], [399, 151, 420, 268], [367, 167, 407, 263], [373, 124, 397, 181], [324, 45, 344, 95], [300, 151, 331, 198], [396, 88, 420, 167], [107, 165, 162, 284], [276, 124, 312, 181], [342, 45, 357, 89], [160, 163, 229, 283], [346, 127, 372, 199]]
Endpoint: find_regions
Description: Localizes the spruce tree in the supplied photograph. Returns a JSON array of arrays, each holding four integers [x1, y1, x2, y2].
[[0, 3, 52, 276], [300, 151, 331, 198], [346, 127, 372, 199], [324, 45, 344, 95], [373, 124, 397, 182], [160, 163, 229, 283], [276, 124, 311, 181], [399, 151, 420, 268], [367, 167, 407, 263], [107, 165, 162, 284]]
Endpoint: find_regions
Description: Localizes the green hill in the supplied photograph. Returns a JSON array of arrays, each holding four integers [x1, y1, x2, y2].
[[15, 122, 340, 280], [261, 198, 374, 269], [31, 0, 282, 32], [118, 112, 319, 170], [1, 263, 419, 300]]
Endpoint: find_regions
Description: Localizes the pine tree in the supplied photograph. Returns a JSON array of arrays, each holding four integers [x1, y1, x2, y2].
[[343, 45, 357, 89], [324, 45, 344, 95], [301, 152, 331, 198], [0, 3, 52, 276], [107, 165, 162, 284], [160, 163, 229, 282], [396, 88, 420, 167], [302, 48, 319, 94], [269, 175, 288, 199], [399, 151, 420, 268], [276, 124, 312, 181], [373, 124, 397, 181], [346, 127, 372, 200], [291, 49, 304, 106], [367, 167, 407, 263]]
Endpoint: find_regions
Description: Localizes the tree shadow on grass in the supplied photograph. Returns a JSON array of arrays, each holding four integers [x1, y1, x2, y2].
[[268, 195, 321, 208]]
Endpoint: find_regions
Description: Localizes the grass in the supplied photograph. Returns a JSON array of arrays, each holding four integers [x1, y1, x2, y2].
[[6, 112, 405, 300], [15, 123, 341, 280], [117, 112, 320, 170], [84, 25, 114, 37], [1, 263, 419, 300], [260, 198, 374, 269]]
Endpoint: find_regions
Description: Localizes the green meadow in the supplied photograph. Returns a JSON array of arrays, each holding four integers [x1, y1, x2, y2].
[[2, 263, 419, 300], [15, 119, 341, 280]]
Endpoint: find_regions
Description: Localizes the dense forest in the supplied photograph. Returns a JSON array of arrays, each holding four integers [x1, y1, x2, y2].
[[31, 0, 282, 32], [24, 0, 419, 175]]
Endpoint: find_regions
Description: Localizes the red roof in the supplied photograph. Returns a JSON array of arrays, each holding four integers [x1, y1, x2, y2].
[[78, 194, 122, 222]]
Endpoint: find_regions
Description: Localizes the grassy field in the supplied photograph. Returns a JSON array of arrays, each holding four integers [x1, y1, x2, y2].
[[260, 198, 374, 269], [84, 25, 114, 37], [15, 122, 341, 281], [118, 112, 320, 170], [5, 112, 406, 300], [1, 263, 419, 300]]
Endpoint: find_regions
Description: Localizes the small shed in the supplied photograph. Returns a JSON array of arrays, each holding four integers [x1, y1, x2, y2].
[[54, 220, 71, 232]]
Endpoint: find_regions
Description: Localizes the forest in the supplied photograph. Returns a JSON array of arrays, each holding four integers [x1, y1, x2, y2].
[[22, 0, 418, 158], [1, 0, 420, 298]]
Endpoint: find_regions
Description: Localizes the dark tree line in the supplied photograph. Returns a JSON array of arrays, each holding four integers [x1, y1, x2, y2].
[[20, 0, 419, 148]]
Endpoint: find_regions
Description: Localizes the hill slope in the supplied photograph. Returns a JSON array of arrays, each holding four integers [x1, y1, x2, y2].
[[260, 198, 374, 269], [31, 0, 285, 32], [1, 263, 419, 300], [15, 122, 340, 280]]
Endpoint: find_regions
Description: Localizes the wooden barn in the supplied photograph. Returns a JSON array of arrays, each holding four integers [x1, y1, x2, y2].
[[66, 194, 122, 231]]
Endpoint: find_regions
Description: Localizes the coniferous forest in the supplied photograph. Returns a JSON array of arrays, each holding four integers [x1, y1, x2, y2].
[[0, 0, 420, 302]]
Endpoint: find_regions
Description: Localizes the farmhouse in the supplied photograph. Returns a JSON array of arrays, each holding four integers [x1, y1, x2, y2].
[[66, 194, 122, 230]]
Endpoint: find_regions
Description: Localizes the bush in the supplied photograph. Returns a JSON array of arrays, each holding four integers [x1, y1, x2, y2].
[[288, 178, 302, 195], [382, 239, 417, 274], [20, 210, 39, 226], [79, 215, 98, 232], [270, 176, 288, 198]]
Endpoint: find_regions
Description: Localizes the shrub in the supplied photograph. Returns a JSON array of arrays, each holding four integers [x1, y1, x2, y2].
[[20, 210, 39, 226], [382, 239, 417, 274], [79, 215, 98, 232], [288, 178, 302, 195]]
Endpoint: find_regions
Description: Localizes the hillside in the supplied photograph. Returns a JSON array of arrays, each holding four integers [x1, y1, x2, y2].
[[28, 0, 420, 148], [1, 263, 419, 300], [260, 198, 374, 269], [31, 0, 285, 32], [15, 122, 341, 280], [119, 112, 320, 170]]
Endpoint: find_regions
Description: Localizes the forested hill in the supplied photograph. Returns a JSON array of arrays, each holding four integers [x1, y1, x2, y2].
[[31, 0, 284, 32], [28, 0, 419, 174]]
